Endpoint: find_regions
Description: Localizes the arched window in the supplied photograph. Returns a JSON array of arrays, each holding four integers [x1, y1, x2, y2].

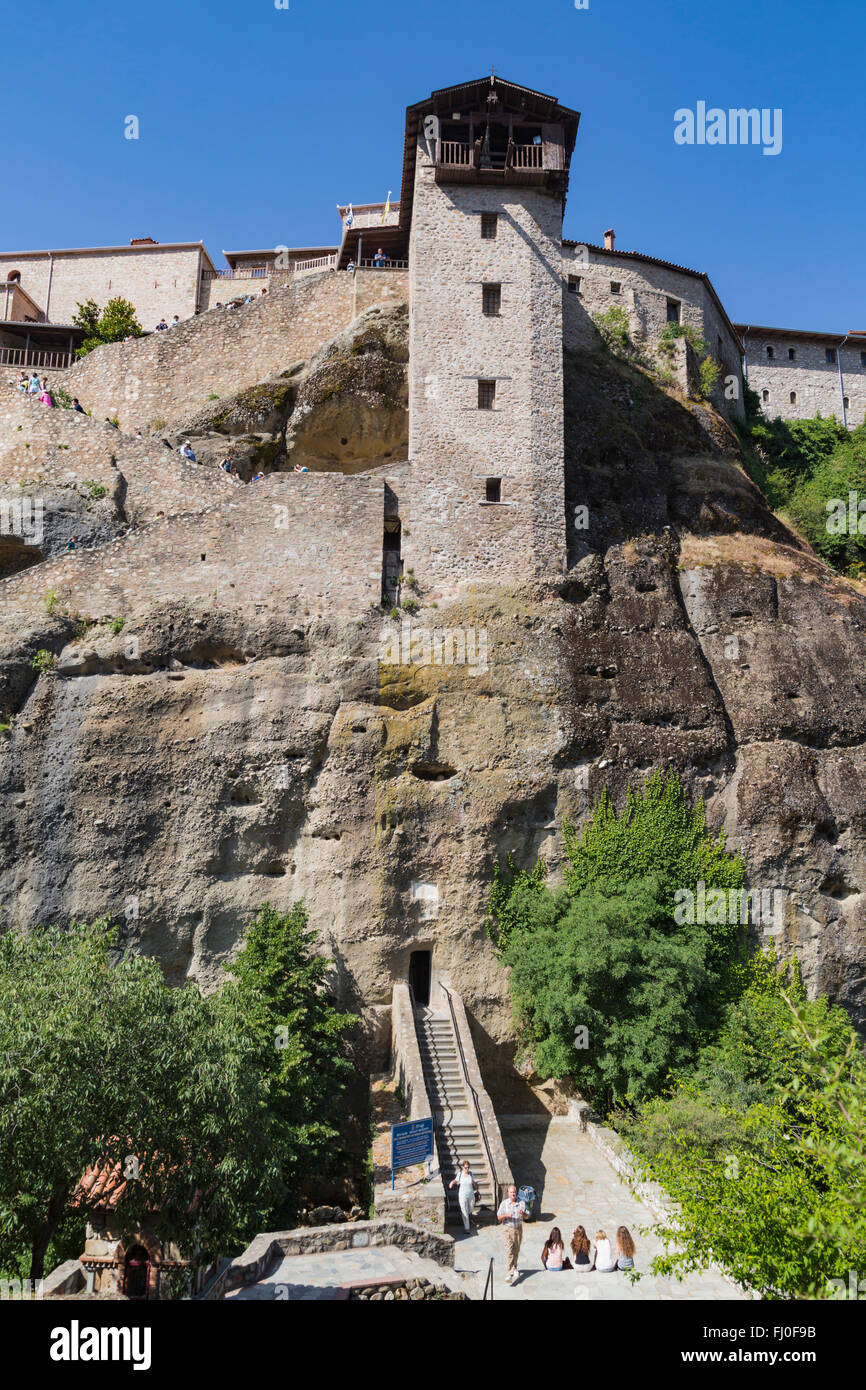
[[762, 389, 770, 403], [790, 391, 797, 405], [766, 346, 774, 360]]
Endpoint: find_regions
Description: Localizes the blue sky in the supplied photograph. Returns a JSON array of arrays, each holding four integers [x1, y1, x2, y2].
[[5, 0, 863, 330]]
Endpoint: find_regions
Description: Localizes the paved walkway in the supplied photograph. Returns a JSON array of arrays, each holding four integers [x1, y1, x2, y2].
[[225, 1245, 474, 1301], [452, 1117, 745, 1301]]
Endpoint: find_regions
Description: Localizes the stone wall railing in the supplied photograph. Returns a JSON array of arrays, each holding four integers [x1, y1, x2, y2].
[[442, 985, 514, 1206], [216, 1219, 456, 1296]]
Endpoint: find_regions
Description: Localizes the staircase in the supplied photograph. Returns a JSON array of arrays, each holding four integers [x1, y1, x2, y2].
[[415, 1008, 497, 1223]]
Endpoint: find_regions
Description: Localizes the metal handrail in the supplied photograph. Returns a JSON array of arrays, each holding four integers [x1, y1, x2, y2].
[[441, 985, 500, 1206], [483, 1257, 494, 1301]]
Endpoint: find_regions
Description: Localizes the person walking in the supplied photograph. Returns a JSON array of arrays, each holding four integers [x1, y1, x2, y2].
[[449, 1160, 477, 1234], [179, 441, 196, 462], [28, 371, 41, 394], [497, 1183, 528, 1285], [39, 378, 53, 406]]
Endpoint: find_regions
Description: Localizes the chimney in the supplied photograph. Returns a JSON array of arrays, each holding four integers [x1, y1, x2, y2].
[[604, 228, 615, 251]]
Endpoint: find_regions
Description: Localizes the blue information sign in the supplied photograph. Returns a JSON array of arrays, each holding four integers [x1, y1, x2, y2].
[[390, 1117, 435, 1188]]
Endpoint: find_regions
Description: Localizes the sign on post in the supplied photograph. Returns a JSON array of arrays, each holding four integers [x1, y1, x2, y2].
[[390, 1117, 435, 1189]]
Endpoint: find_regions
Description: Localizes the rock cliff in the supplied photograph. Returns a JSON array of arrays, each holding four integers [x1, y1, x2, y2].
[[0, 290, 863, 1112]]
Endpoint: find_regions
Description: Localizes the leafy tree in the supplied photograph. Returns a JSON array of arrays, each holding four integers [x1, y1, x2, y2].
[[488, 773, 748, 1105], [0, 920, 284, 1282], [221, 903, 356, 1226], [73, 296, 143, 357], [562, 770, 745, 971], [619, 951, 866, 1297], [502, 875, 714, 1104]]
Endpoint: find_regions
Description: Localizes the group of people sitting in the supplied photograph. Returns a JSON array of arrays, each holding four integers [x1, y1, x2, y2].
[[541, 1224, 635, 1273]]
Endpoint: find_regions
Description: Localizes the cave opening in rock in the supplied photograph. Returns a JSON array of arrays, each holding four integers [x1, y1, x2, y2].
[[409, 949, 432, 1007], [382, 485, 402, 603]]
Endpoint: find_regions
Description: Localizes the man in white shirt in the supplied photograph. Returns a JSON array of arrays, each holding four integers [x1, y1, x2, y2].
[[497, 1184, 528, 1284]]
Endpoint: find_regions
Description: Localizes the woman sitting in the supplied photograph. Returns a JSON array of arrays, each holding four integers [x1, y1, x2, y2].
[[540, 1227, 571, 1271], [570, 1225, 591, 1270], [591, 1229, 616, 1272], [615, 1226, 636, 1271]]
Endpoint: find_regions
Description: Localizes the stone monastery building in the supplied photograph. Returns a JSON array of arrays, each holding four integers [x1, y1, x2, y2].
[[1, 74, 863, 435]]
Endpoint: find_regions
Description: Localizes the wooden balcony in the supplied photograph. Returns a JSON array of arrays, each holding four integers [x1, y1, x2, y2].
[[435, 140, 550, 186]]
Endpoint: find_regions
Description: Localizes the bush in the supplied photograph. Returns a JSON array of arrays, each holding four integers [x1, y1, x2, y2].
[[73, 297, 143, 358]]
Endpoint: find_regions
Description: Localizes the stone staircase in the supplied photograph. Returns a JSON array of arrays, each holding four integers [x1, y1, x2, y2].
[[414, 1008, 497, 1223]]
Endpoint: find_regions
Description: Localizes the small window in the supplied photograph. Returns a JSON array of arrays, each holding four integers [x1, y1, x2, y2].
[[482, 283, 501, 316], [766, 346, 774, 360], [788, 347, 796, 361], [480, 213, 498, 240], [860, 351, 866, 367], [610, 281, 621, 295], [666, 299, 681, 324], [826, 348, 837, 364], [844, 396, 850, 409], [762, 389, 770, 403], [478, 379, 496, 410], [567, 275, 580, 294], [485, 477, 501, 503], [790, 391, 797, 405]]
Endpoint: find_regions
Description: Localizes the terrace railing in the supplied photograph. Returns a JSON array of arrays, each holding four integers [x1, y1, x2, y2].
[[0, 346, 73, 370]]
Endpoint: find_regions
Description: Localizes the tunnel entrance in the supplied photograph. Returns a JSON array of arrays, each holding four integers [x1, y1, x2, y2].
[[408, 950, 432, 1007]]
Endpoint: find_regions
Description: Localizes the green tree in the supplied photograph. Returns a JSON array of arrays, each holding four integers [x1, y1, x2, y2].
[[0, 920, 284, 1282], [502, 875, 714, 1104], [73, 296, 143, 357], [619, 951, 866, 1297], [221, 903, 356, 1225]]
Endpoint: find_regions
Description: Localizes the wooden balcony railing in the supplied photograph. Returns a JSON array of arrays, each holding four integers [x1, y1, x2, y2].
[[439, 140, 471, 166], [202, 255, 336, 282], [0, 346, 73, 370], [357, 258, 409, 271], [513, 143, 543, 168], [437, 141, 544, 171]]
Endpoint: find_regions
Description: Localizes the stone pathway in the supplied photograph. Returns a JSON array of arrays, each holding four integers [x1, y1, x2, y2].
[[225, 1245, 474, 1301], [452, 1117, 745, 1301]]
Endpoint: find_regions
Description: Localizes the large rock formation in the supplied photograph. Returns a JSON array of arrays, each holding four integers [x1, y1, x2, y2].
[[0, 288, 863, 1114]]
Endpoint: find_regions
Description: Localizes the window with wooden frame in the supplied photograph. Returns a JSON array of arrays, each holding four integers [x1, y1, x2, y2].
[[482, 283, 501, 316], [478, 379, 496, 410], [567, 275, 580, 294], [480, 213, 498, 239]]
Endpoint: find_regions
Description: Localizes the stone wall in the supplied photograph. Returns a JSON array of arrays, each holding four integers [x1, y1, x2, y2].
[[562, 244, 744, 417], [45, 269, 403, 433], [743, 334, 866, 426], [221, 1219, 456, 1294], [0, 472, 385, 620], [0, 389, 237, 528], [0, 246, 205, 327], [407, 143, 567, 596], [341, 1274, 468, 1300]]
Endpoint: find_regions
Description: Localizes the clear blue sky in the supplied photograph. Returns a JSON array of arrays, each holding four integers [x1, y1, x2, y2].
[[5, 0, 864, 330]]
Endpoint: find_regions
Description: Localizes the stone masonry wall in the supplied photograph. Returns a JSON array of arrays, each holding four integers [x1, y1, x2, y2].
[[562, 245, 744, 417], [743, 336, 866, 426], [407, 147, 566, 596], [0, 389, 236, 525], [0, 247, 205, 327], [0, 472, 385, 621], [46, 270, 403, 433]]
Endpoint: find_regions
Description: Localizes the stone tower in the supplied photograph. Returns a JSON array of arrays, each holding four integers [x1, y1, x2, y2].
[[400, 77, 580, 594]]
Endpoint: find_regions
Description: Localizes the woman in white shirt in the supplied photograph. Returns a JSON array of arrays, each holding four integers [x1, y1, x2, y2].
[[591, 1228, 616, 1272], [448, 1160, 476, 1233]]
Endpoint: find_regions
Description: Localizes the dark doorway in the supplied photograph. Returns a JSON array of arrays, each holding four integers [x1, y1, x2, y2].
[[409, 950, 432, 1006], [123, 1244, 151, 1300]]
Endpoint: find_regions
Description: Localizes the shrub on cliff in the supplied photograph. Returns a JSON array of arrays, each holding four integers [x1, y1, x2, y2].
[[487, 772, 747, 1105], [73, 296, 143, 357]]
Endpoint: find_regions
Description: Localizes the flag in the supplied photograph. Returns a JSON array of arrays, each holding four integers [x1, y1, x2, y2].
[[380, 192, 391, 224]]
